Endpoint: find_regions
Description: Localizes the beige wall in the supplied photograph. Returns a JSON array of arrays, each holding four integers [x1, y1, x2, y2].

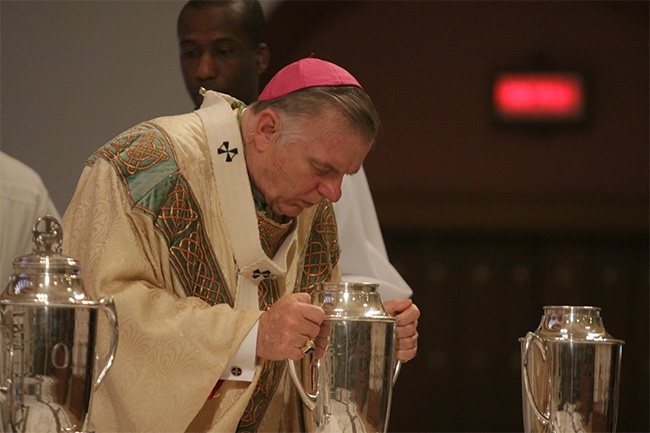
[[0, 0, 281, 215], [2, 1, 195, 213]]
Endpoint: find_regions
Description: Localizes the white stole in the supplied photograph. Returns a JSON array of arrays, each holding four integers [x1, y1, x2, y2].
[[195, 91, 297, 311]]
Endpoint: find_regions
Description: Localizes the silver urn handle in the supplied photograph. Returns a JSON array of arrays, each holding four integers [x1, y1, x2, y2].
[[288, 356, 402, 412], [287, 358, 318, 411], [522, 331, 550, 424], [0, 310, 9, 395], [392, 360, 402, 386], [94, 295, 119, 390]]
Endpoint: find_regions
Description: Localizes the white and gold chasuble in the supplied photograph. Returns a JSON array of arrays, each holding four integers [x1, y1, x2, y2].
[[62, 93, 342, 432]]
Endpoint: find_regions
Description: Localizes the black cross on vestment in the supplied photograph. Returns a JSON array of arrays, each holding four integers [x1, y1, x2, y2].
[[218, 141, 238, 162], [252, 269, 272, 279]]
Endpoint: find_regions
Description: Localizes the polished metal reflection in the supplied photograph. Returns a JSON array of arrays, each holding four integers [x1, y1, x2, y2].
[[289, 282, 399, 433], [1, 305, 99, 432], [0, 216, 118, 433], [520, 306, 624, 433]]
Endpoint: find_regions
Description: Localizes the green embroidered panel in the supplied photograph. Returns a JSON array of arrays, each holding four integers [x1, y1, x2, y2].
[[87, 122, 177, 210], [89, 121, 233, 306]]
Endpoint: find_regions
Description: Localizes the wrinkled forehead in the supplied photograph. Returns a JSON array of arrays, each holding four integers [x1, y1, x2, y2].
[[282, 106, 375, 150], [281, 110, 371, 168]]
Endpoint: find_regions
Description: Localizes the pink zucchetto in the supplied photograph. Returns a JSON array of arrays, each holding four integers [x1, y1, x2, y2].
[[258, 55, 362, 101]]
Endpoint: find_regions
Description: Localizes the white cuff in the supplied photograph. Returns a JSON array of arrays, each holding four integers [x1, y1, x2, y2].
[[219, 321, 258, 382]]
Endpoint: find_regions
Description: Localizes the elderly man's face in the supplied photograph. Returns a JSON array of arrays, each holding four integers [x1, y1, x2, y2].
[[178, 4, 267, 106], [255, 109, 372, 218]]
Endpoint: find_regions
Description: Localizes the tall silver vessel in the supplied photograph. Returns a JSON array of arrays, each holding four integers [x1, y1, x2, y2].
[[520, 306, 623, 433], [288, 282, 400, 433], [0, 216, 118, 433]]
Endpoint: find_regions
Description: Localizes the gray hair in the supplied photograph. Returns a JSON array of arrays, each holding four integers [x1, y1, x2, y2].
[[250, 86, 382, 147]]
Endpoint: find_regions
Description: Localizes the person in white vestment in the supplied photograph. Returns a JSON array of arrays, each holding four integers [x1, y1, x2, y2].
[[0, 151, 60, 285], [177, 0, 413, 300], [62, 56, 419, 432]]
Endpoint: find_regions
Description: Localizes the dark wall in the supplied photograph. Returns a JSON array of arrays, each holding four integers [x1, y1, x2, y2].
[[382, 231, 647, 432], [264, 2, 649, 431], [263, 1, 648, 230]]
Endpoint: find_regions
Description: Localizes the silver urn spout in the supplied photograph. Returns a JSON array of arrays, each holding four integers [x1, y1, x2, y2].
[[288, 282, 400, 433], [520, 306, 624, 433], [0, 215, 118, 433]]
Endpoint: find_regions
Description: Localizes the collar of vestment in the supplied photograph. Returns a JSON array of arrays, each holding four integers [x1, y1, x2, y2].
[[195, 91, 298, 311]]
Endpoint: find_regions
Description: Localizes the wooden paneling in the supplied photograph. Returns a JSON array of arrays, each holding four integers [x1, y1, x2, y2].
[[383, 231, 648, 431]]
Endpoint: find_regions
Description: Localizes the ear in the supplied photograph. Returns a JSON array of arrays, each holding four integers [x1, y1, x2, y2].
[[251, 108, 280, 152], [255, 43, 271, 75]]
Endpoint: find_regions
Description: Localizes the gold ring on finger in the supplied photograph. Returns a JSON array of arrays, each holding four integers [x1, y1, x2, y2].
[[302, 339, 316, 354]]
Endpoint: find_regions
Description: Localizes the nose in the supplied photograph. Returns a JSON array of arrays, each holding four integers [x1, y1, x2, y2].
[[317, 177, 343, 203], [196, 53, 217, 80]]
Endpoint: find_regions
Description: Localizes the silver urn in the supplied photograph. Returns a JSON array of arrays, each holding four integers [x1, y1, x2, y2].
[[288, 282, 400, 433], [520, 306, 624, 433], [0, 216, 118, 433]]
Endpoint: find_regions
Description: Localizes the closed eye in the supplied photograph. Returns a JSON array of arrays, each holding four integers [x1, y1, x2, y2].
[[180, 45, 200, 59]]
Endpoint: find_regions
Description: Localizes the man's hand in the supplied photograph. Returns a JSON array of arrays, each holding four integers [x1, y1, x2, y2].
[[257, 293, 325, 360], [383, 299, 420, 363], [312, 320, 331, 359]]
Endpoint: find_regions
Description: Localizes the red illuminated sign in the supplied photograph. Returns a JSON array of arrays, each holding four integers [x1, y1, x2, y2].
[[493, 72, 585, 123]]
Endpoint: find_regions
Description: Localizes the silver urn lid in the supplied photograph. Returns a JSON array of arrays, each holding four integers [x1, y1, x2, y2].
[[313, 281, 397, 322], [534, 305, 624, 344], [2, 215, 92, 306]]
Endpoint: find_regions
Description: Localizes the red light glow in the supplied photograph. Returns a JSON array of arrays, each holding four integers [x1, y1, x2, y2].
[[493, 72, 585, 121]]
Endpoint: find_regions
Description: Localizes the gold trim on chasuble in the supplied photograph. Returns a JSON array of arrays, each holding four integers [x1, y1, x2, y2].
[[88, 120, 341, 432], [255, 212, 292, 311]]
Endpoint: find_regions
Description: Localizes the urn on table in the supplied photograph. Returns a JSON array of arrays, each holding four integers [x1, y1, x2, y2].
[[0, 216, 118, 433], [289, 282, 401, 433], [520, 306, 623, 433]]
